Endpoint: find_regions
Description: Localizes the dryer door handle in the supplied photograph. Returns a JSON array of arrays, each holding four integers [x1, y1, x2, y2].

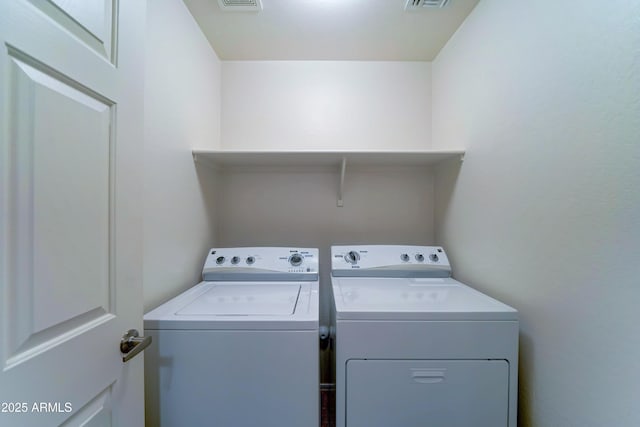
[[411, 369, 446, 384]]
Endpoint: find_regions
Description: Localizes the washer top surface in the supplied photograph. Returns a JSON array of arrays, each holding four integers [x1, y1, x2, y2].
[[144, 247, 319, 330], [145, 280, 319, 330], [176, 283, 301, 316]]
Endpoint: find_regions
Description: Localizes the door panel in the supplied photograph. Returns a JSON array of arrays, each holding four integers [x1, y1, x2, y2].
[[0, 0, 145, 426], [60, 387, 113, 427], [6, 52, 113, 364], [27, 0, 117, 62]]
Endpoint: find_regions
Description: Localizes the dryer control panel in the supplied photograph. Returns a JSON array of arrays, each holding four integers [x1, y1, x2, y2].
[[203, 247, 319, 281], [331, 245, 451, 278]]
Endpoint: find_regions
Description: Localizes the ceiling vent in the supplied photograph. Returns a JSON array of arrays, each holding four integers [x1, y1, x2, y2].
[[405, 0, 450, 10], [217, 0, 263, 12]]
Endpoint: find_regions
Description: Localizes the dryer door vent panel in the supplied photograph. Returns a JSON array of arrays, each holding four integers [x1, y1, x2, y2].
[[345, 359, 509, 427]]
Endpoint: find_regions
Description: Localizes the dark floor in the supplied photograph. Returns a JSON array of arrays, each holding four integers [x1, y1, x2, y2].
[[321, 387, 336, 427]]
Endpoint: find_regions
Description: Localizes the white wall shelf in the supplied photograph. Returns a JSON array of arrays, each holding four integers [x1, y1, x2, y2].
[[192, 149, 464, 167], [192, 149, 465, 206]]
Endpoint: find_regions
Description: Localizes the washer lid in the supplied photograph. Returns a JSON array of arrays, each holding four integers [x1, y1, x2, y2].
[[332, 277, 517, 321], [176, 284, 301, 316], [144, 281, 319, 330]]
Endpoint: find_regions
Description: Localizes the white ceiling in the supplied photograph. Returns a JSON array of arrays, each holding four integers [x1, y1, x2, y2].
[[183, 0, 480, 61]]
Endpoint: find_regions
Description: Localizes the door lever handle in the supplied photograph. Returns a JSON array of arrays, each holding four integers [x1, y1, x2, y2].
[[120, 329, 152, 363]]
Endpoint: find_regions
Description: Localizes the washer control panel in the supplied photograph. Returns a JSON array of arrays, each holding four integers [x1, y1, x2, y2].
[[331, 245, 451, 278], [203, 247, 319, 281]]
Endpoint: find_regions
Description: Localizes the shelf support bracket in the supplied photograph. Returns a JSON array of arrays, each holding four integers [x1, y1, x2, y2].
[[337, 156, 347, 207]]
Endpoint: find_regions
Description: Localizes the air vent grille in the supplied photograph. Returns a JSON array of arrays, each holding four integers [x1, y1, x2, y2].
[[217, 0, 263, 12], [405, 0, 450, 10]]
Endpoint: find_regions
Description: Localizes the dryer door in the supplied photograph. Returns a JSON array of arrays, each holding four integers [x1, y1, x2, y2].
[[346, 359, 509, 427]]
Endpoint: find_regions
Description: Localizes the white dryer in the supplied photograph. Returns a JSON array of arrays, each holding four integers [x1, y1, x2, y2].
[[331, 245, 518, 427], [144, 247, 319, 427]]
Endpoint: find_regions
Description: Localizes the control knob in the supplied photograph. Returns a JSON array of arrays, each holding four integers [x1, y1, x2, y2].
[[400, 253, 410, 262], [289, 254, 304, 266], [246, 256, 255, 265], [415, 254, 425, 262], [215, 256, 225, 265], [231, 256, 240, 265], [429, 253, 439, 262], [345, 251, 360, 264]]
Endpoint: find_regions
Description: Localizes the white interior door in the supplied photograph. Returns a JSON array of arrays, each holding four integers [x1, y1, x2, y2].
[[0, 1, 146, 426]]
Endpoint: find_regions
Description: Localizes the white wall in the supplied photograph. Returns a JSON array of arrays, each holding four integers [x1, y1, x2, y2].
[[144, 0, 221, 311], [433, 1, 640, 425], [221, 61, 431, 150]]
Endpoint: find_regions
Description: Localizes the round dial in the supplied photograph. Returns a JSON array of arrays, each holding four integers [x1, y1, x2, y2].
[[429, 253, 439, 262], [231, 256, 240, 265], [415, 254, 425, 262], [400, 253, 410, 262], [246, 256, 255, 265], [289, 254, 304, 266], [215, 256, 225, 265], [345, 251, 360, 264]]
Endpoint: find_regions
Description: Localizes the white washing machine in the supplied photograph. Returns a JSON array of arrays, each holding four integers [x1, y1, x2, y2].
[[331, 245, 518, 427], [144, 247, 319, 427]]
